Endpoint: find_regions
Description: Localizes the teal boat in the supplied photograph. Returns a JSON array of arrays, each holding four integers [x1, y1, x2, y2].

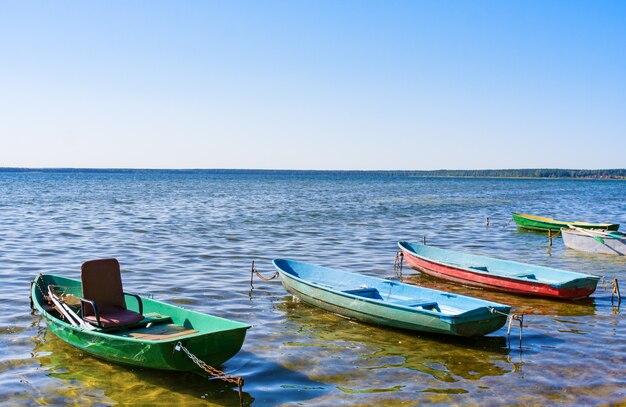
[[31, 271, 250, 372], [273, 259, 511, 337]]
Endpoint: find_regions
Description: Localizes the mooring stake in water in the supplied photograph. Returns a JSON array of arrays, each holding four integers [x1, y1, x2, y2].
[[611, 278, 621, 305], [249, 260, 280, 289], [491, 308, 524, 349], [393, 251, 403, 280], [507, 313, 524, 349]]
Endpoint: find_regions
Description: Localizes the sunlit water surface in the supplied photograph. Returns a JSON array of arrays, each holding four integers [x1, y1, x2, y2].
[[1, 171, 625, 406]]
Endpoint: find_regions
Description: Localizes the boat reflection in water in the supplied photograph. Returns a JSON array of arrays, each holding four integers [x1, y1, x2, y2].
[[400, 273, 598, 318], [277, 295, 516, 397], [30, 325, 253, 406], [31, 318, 333, 406]]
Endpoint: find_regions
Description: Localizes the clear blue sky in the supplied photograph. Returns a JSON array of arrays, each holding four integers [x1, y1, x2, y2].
[[1, 1, 625, 170]]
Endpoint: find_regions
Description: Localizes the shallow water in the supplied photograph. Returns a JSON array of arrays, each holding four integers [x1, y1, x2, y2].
[[1, 170, 625, 405]]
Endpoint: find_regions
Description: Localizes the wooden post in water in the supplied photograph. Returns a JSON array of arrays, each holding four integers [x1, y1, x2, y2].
[[612, 279, 621, 305], [548, 229, 553, 247]]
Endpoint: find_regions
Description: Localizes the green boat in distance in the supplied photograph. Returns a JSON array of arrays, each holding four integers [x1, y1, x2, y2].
[[31, 274, 250, 372], [512, 212, 619, 232]]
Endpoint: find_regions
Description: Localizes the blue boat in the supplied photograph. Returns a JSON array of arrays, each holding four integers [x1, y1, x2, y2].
[[273, 259, 512, 337]]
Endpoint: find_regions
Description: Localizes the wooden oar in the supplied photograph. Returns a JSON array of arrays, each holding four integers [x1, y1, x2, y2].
[[568, 225, 623, 239], [47, 286, 97, 331], [48, 287, 80, 327], [567, 225, 605, 244], [584, 229, 623, 239]]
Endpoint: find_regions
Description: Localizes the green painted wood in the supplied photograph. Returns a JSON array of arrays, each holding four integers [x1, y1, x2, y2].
[[512, 212, 619, 232], [32, 274, 250, 371]]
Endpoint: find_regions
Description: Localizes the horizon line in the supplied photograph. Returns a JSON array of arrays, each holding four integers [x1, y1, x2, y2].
[[1, 167, 625, 172]]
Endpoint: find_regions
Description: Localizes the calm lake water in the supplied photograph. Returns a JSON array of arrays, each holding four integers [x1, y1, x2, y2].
[[1, 170, 625, 406]]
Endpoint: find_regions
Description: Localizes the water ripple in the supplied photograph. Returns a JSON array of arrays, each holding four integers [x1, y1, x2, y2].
[[0, 172, 625, 405]]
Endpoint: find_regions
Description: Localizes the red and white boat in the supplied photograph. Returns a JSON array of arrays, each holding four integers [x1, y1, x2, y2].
[[398, 241, 599, 300]]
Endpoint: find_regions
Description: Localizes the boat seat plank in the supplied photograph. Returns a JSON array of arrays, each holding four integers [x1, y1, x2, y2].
[[119, 323, 199, 341], [392, 299, 439, 310], [97, 312, 173, 333], [343, 288, 383, 299], [511, 273, 536, 280], [139, 312, 173, 325]]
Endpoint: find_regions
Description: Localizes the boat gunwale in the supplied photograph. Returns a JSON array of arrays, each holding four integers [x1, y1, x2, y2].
[[397, 241, 599, 288], [273, 259, 510, 320], [32, 274, 251, 344], [560, 227, 626, 240], [282, 277, 509, 335]]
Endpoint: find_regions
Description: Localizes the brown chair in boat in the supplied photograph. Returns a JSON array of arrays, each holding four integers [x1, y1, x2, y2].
[[80, 258, 144, 329]]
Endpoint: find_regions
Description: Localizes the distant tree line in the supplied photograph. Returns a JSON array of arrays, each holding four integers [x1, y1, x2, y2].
[[401, 169, 626, 179], [0, 167, 624, 179]]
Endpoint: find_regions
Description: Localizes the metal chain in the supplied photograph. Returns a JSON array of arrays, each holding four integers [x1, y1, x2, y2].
[[31, 275, 72, 323], [34, 274, 48, 300], [31, 274, 51, 310], [175, 341, 244, 402]]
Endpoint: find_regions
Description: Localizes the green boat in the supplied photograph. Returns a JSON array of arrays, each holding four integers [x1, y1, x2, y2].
[[31, 265, 250, 373], [512, 212, 619, 232]]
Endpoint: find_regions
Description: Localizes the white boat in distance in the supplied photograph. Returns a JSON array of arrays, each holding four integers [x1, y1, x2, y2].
[[561, 227, 626, 256]]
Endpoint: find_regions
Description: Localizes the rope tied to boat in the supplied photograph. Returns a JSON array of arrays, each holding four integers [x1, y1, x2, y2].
[[249, 260, 279, 289], [393, 251, 403, 280], [174, 341, 244, 403], [490, 308, 524, 348]]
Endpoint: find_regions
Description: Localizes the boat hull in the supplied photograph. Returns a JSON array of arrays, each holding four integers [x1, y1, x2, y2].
[[562, 229, 626, 256], [43, 318, 248, 371], [275, 260, 510, 337], [398, 242, 599, 300], [32, 274, 249, 371], [402, 252, 596, 299], [512, 212, 619, 232]]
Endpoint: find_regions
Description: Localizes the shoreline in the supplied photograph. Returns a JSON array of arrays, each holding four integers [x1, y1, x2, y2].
[[1, 167, 624, 180]]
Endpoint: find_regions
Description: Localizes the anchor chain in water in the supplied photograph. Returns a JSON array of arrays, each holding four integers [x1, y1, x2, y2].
[[490, 308, 525, 348], [174, 341, 244, 403], [394, 251, 403, 280], [249, 260, 280, 289]]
